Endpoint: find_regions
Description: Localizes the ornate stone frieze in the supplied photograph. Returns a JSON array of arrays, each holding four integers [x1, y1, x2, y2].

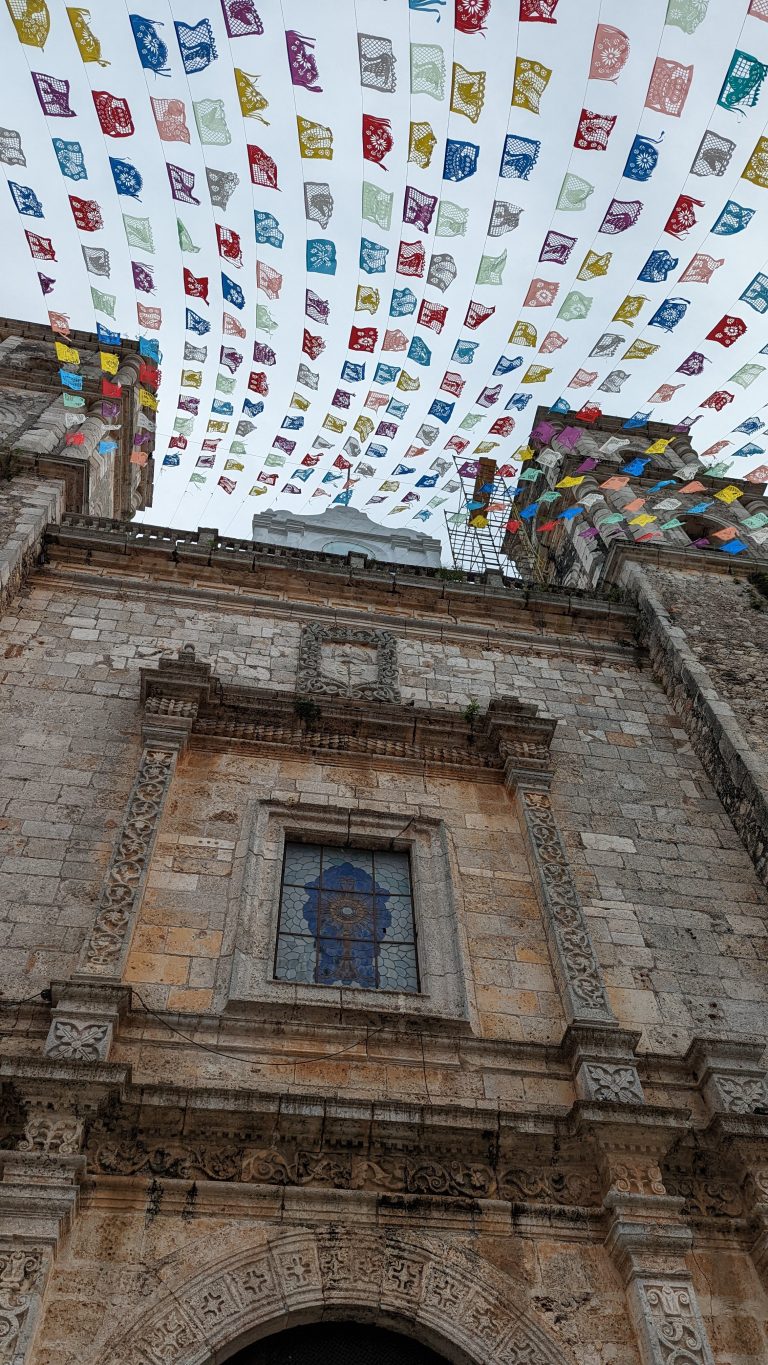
[[17, 1111, 83, 1158], [0, 1248, 47, 1365], [517, 789, 615, 1026], [296, 622, 400, 702], [78, 747, 176, 977], [84, 1131, 601, 1207]]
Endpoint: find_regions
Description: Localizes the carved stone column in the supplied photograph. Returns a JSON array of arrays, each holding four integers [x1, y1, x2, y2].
[[507, 770, 645, 1104], [706, 1114, 768, 1291], [0, 1108, 85, 1365], [591, 1111, 717, 1365], [43, 645, 213, 1062]]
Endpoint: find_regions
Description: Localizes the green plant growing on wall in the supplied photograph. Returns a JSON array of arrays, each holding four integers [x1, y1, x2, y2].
[[294, 697, 322, 727]]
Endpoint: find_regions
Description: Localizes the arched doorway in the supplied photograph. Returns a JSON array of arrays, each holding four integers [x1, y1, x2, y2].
[[229, 1321, 451, 1364], [93, 1228, 575, 1365]]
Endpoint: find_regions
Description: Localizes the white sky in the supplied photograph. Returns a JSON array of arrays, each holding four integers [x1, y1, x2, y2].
[[1, 0, 768, 551]]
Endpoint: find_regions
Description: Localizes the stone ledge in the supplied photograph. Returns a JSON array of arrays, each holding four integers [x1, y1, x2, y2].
[[617, 558, 768, 890]]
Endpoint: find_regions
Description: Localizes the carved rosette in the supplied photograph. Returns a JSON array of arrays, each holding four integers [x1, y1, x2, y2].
[[517, 788, 614, 1025], [296, 622, 400, 702], [0, 1248, 48, 1365], [80, 747, 176, 975]]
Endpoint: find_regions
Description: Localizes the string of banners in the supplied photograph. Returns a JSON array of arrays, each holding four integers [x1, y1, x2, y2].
[[2, 0, 768, 528]]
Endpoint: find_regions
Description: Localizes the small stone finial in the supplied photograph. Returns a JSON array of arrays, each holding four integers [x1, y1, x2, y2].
[[180, 643, 196, 659]]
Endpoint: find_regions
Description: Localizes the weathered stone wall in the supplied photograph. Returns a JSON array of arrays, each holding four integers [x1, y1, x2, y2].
[[2, 532, 768, 1365], [1, 556, 767, 1070], [647, 563, 768, 761], [0, 479, 63, 616]]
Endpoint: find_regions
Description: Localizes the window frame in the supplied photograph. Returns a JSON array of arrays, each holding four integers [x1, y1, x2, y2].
[[225, 799, 471, 1025]]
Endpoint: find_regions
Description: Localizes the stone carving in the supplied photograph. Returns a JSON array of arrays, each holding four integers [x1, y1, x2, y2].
[[18, 1111, 83, 1156], [144, 696, 199, 719], [82, 747, 176, 973], [86, 1132, 600, 1207], [296, 622, 400, 702], [97, 1230, 572, 1365], [611, 1163, 666, 1198], [195, 713, 501, 771], [634, 1280, 715, 1365], [518, 789, 614, 1022], [45, 1019, 110, 1062], [0, 1248, 45, 1365], [581, 1063, 644, 1105], [712, 1075, 768, 1114]]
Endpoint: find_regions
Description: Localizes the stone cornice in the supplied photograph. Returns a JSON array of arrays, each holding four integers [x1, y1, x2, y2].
[[43, 515, 638, 656], [603, 540, 768, 586], [140, 647, 558, 780]]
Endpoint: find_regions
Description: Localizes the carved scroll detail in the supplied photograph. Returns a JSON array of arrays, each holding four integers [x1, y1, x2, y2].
[[518, 788, 614, 1023], [81, 747, 175, 973], [632, 1280, 715, 1365], [0, 1249, 47, 1365]]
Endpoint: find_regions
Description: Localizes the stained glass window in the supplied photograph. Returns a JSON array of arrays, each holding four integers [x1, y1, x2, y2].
[[275, 843, 419, 992]]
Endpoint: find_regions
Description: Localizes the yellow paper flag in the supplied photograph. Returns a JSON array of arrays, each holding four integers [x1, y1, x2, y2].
[[100, 351, 119, 375], [55, 341, 80, 364], [645, 438, 672, 454], [629, 513, 656, 526], [556, 475, 585, 489], [713, 485, 743, 504], [139, 387, 157, 410]]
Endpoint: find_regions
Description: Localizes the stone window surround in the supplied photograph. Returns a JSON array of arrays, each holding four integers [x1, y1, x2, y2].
[[226, 798, 471, 1024]]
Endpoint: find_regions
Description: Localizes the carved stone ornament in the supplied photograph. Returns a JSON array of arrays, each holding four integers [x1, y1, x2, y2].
[[84, 1128, 601, 1208], [0, 1248, 47, 1365], [631, 1279, 715, 1365], [710, 1074, 768, 1115], [95, 1229, 574, 1365], [18, 1111, 83, 1157], [580, 1063, 644, 1105], [80, 747, 176, 975], [44, 1018, 111, 1062], [296, 622, 400, 702], [517, 789, 614, 1024]]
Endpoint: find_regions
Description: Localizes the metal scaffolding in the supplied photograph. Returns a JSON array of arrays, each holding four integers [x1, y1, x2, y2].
[[444, 456, 520, 576]]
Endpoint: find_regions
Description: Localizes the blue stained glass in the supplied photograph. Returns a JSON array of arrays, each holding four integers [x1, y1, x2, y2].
[[275, 842, 418, 992]]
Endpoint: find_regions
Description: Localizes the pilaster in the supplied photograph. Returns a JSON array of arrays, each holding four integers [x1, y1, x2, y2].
[[595, 1114, 717, 1365], [43, 645, 213, 1063], [0, 1106, 85, 1365]]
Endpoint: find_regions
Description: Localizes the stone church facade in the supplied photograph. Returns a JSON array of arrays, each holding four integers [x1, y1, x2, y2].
[[0, 371, 768, 1362]]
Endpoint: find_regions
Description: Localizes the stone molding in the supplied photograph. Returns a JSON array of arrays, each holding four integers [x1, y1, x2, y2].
[[0, 1105, 86, 1365], [562, 1023, 645, 1106], [296, 622, 401, 702], [93, 1228, 576, 1365], [515, 789, 617, 1030]]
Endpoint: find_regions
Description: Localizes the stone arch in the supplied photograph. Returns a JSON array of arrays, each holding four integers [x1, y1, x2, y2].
[[95, 1227, 577, 1365]]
